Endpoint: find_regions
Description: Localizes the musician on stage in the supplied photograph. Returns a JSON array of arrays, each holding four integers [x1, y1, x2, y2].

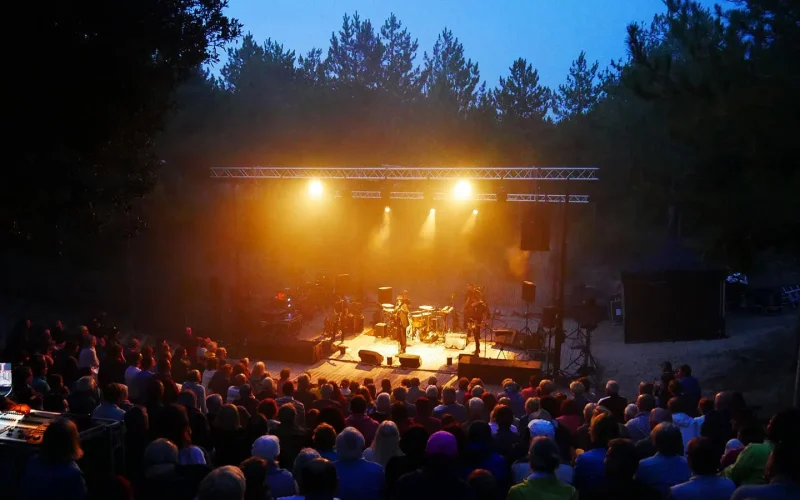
[[466, 298, 489, 355], [396, 290, 410, 353]]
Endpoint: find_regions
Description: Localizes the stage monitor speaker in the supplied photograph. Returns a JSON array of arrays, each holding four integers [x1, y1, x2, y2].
[[358, 349, 384, 365], [335, 274, 352, 296], [398, 353, 422, 369], [492, 328, 517, 346], [542, 305, 557, 329], [457, 354, 542, 385], [444, 332, 467, 350], [520, 205, 551, 251], [522, 281, 536, 303], [374, 322, 387, 338], [378, 286, 393, 305]]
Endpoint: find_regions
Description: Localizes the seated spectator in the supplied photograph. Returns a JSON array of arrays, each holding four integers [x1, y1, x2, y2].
[[53, 342, 80, 390], [626, 394, 656, 441], [677, 364, 701, 416], [670, 437, 735, 500], [636, 407, 672, 460], [206, 394, 223, 426], [123, 406, 150, 483], [197, 465, 245, 500], [570, 380, 589, 411], [132, 356, 155, 404], [730, 442, 800, 500], [43, 374, 70, 412], [721, 423, 764, 469], [137, 438, 210, 500], [491, 404, 521, 458], [394, 431, 472, 500], [20, 418, 86, 500], [11, 365, 43, 410], [597, 380, 628, 423], [693, 397, 714, 437], [388, 401, 413, 435], [364, 420, 403, 468], [294, 373, 318, 410], [573, 413, 620, 496], [591, 438, 660, 500], [200, 357, 218, 391], [334, 427, 384, 500], [468, 469, 497, 500], [433, 387, 467, 422], [278, 381, 307, 426], [455, 377, 471, 403], [237, 384, 259, 417], [513, 420, 573, 485], [256, 398, 280, 430], [635, 423, 691, 497], [123, 351, 142, 398], [30, 354, 51, 394], [211, 404, 250, 467], [463, 421, 510, 494], [297, 458, 339, 500], [98, 343, 127, 389], [500, 378, 526, 418], [208, 363, 232, 402], [370, 392, 391, 423], [178, 390, 212, 453], [251, 435, 299, 498], [311, 384, 342, 413], [413, 396, 442, 435], [68, 376, 99, 415], [318, 406, 346, 433], [669, 396, 699, 452], [93, 383, 126, 421], [344, 395, 379, 446], [156, 403, 207, 465], [78, 334, 100, 371], [271, 404, 310, 471], [312, 423, 338, 461], [385, 425, 428, 491], [624, 403, 638, 422], [463, 397, 487, 433], [507, 436, 577, 500], [538, 379, 555, 398], [291, 447, 321, 487], [556, 399, 582, 435], [226, 373, 247, 404], [392, 386, 417, 418], [237, 457, 269, 500]]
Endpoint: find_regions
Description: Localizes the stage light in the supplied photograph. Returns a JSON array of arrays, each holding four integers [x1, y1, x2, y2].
[[453, 180, 472, 200], [308, 179, 323, 199], [473, 209, 479, 215], [430, 208, 436, 214], [384, 206, 391, 213]]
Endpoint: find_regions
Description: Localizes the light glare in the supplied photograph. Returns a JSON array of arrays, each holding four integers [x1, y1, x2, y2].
[[453, 180, 472, 200], [308, 179, 323, 199], [473, 209, 479, 215], [430, 208, 436, 214], [384, 206, 391, 213]]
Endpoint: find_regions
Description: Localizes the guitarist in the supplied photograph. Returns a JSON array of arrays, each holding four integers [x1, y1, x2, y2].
[[396, 291, 411, 353]]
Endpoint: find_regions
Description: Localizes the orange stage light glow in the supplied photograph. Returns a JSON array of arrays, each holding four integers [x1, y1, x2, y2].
[[453, 180, 472, 200], [308, 179, 323, 199]]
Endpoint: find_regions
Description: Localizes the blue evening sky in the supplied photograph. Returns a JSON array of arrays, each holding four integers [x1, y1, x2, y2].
[[221, 0, 725, 90]]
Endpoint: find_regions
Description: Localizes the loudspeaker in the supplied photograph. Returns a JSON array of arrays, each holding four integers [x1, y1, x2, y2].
[[335, 274, 352, 296], [492, 328, 517, 346], [374, 323, 387, 338], [398, 353, 422, 369], [541, 305, 557, 329], [378, 286, 393, 305], [522, 281, 536, 303], [353, 315, 364, 333], [457, 354, 542, 385], [520, 204, 551, 251], [358, 349, 384, 365]]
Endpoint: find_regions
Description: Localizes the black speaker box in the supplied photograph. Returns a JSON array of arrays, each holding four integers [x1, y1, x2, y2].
[[457, 354, 542, 384], [378, 286, 393, 305], [374, 322, 387, 337], [520, 205, 552, 251], [358, 349, 384, 365], [522, 281, 536, 303], [542, 305, 557, 329], [398, 353, 422, 369]]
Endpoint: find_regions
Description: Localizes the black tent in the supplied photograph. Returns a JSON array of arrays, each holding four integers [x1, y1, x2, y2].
[[621, 239, 726, 343]]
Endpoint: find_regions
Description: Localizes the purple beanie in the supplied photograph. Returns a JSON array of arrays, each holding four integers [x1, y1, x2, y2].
[[426, 431, 458, 457]]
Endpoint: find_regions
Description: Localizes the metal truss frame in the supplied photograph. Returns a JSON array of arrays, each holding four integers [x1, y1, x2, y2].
[[336, 191, 590, 203], [210, 166, 598, 181]]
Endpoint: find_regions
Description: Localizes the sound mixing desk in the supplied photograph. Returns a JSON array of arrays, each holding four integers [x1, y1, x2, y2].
[[0, 409, 61, 446]]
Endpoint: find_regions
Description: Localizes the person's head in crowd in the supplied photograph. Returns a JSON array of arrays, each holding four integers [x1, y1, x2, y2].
[[561, 399, 582, 419], [766, 407, 800, 444], [636, 394, 657, 414], [467, 397, 485, 421], [468, 378, 484, 391], [278, 403, 297, 427], [471, 386, 485, 399], [441, 387, 457, 405], [668, 379, 682, 398], [251, 362, 266, 379], [425, 384, 439, 402], [140, 355, 154, 373], [371, 420, 401, 465], [279, 368, 291, 381], [47, 374, 64, 393], [83, 334, 96, 349], [40, 418, 84, 464], [146, 379, 164, 405], [159, 404, 192, 449], [215, 404, 241, 431], [173, 347, 187, 362], [426, 376, 438, 387], [578, 377, 592, 395], [335, 427, 366, 460], [252, 435, 281, 462], [219, 364, 233, 379], [467, 469, 497, 500], [357, 387, 373, 405], [399, 425, 429, 458], [299, 458, 338, 498], [239, 384, 254, 401], [590, 413, 620, 449], [766, 442, 800, 483], [185, 370, 201, 385], [319, 407, 345, 433], [198, 465, 246, 500], [30, 354, 47, 378], [206, 357, 219, 371], [440, 415, 455, 426], [400, 378, 410, 388], [528, 419, 556, 440], [714, 391, 732, 412], [415, 396, 432, 418], [63, 341, 79, 358], [319, 384, 333, 401], [686, 437, 718, 475], [76, 375, 96, 394], [494, 404, 514, 430], [393, 386, 408, 403], [605, 438, 640, 479], [103, 383, 123, 406], [525, 397, 541, 416], [206, 394, 223, 415], [427, 430, 459, 458], [624, 404, 638, 422], [468, 420, 493, 449], [538, 379, 555, 397], [312, 423, 336, 452], [458, 377, 470, 392], [570, 380, 585, 398], [652, 423, 684, 456], [235, 406, 250, 425], [605, 380, 620, 396], [481, 392, 498, 415], [238, 457, 269, 500], [178, 390, 198, 410], [737, 422, 765, 447], [297, 373, 311, 391], [292, 448, 321, 486], [231, 364, 246, 380], [348, 380, 359, 394], [540, 395, 561, 419], [375, 392, 391, 413], [350, 395, 367, 416], [638, 381, 655, 395], [124, 406, 149, 438], [156, 358, 171, 376], [216, 347, 228, 360], [390, 401, 409, 424], [317, 377, 327, 389], [668, 396, 686, 416], [528, 436, 562, 474], [144, 438, 178, 468], [678, 364, 692, 378], [11, 366, 33, 390], [650, 407, 673, 430], [282, 381, 294, 397], [247, 413, 270, 444]]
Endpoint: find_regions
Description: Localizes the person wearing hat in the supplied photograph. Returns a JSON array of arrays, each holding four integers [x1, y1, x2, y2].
[[507, 436, 578, 500], [394, 431, 473, 499], [252, 435, 299, 498], [500, 378, 526, 418]]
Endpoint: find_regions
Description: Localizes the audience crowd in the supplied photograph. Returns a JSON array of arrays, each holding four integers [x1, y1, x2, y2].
[[2, 318, 798, 500]]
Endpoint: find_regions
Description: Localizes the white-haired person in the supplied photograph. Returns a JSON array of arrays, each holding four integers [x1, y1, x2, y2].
[[252, 435, 299, 498], [334, 427, 385, 500], [432, 386, 467, 423], [369, 392, 392, 423], [513, 419, 574, 485], [197, 465, 246, 500], [363, 420, 403, 468], [570, 380, 589, 410], [598, 380, 628, 424], [507, 436, 578, 500], [463, 397, 486, 433]]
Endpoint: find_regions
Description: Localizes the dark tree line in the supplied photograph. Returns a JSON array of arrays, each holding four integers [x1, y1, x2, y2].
[[4, 0, 799, 273]]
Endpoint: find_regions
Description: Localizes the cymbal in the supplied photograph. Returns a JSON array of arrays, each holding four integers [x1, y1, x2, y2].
[[419, 305, 434, 311], [381, 303, 395, 309]]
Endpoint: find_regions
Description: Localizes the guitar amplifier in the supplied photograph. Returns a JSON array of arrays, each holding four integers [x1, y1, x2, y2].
[[374, 322, 387, 338], [492, 328, 517, 346]]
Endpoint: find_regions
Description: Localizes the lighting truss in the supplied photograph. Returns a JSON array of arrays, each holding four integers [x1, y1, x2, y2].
[[335, 191, 589, 203], [210, 166, 598, 181]]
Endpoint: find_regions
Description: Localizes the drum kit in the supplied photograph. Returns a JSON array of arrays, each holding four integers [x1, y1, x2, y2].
[[380, 303, 453, 343]]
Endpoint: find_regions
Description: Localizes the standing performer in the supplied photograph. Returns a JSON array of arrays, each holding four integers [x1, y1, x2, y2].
[[396, 291, 410, 353], [466, 298, 489, 355]]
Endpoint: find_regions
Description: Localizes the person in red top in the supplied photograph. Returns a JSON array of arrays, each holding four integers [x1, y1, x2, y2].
[[343, 395, 379, 446], [521, 374, 540, 401], [556, 399, 582, 435], [412, 397, 442, 435]]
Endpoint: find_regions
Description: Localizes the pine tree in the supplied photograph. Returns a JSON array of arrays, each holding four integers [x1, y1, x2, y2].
[[421, 28, 480, 114], [494, 58, 551, 120], [379, 13, 420, 97], [326, 12, 384, 88], [553, 51, 601, 120]]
